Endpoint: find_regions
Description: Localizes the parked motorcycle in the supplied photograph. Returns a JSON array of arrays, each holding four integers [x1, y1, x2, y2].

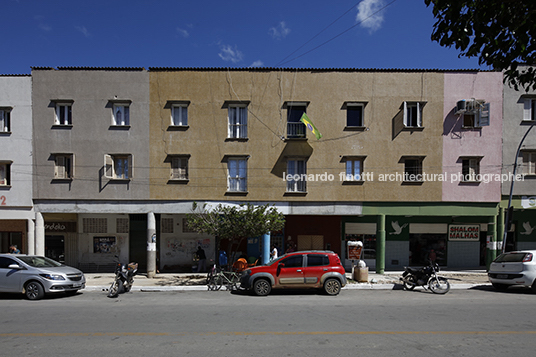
[[400, 260, 450, 294], [107, 256, 138, 298]]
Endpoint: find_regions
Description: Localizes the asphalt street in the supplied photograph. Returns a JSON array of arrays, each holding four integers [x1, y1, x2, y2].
[[0, 287, 534, 357]]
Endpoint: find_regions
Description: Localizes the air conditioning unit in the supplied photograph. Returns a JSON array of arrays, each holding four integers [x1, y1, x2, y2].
[[455, 100, 466, 114]]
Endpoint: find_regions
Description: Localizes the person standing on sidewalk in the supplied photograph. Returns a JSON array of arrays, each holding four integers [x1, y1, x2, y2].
[[196, 246, 206, 273]]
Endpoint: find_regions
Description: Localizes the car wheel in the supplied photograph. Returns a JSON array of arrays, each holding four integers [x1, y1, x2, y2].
[[253, 278, 271, 296], [25, 281, 45, 300], [492, 283, 509, 291], [323, 278, 341, 296]]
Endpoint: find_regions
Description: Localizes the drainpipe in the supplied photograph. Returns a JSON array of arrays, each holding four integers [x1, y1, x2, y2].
[[146, 212, 156, 278], [376, 214, 386, 274]]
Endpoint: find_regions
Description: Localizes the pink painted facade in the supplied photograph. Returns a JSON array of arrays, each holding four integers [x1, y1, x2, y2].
[[442, 72, 503, 202]]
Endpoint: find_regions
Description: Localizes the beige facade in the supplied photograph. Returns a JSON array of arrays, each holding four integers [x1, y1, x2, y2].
[[149, 69, 444, 202]]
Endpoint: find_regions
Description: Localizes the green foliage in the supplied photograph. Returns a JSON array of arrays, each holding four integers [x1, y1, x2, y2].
[[425, 0, 536, 91], [186, 202, 285, 243]]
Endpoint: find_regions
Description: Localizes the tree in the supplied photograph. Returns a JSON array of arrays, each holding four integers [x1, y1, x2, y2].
[[425, 0, 536, 91], [186, 202, 285, 262]]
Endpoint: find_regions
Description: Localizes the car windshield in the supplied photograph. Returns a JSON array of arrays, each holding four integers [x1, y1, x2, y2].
[[17, 256, 62, 268], [493, 252, 528, 263]]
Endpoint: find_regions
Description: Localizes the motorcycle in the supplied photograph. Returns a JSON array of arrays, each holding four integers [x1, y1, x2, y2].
[[107, 256, 138, 298], [400, 260, 450, 294]]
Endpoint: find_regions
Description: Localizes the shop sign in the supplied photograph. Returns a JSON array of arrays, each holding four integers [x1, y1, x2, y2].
[[45, 222, 76, 232], [448, 224, 480, 241], [521, 196, 536, 209], [347, 240, 363, 260]]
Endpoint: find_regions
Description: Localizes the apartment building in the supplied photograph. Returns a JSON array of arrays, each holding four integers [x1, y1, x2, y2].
[[0, 75, 34, 255], [502, 66, 536, 252], [27, 67, 511, 273]]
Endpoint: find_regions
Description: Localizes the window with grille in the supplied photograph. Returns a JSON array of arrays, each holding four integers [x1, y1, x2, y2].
[[116, 218, 129, 233], [83, 218, 107, 233], [161, 218, 174, 234]]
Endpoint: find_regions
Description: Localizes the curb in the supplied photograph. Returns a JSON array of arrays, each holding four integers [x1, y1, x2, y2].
[[82, 283, 491, 292]]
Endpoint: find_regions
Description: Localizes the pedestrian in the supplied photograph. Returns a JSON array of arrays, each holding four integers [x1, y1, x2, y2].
[[196, 246, 206, 273], [428, 249, 437, 263], [270, 244, 278, 261], [285, 242, 295, 254], [9, 245, 20, 254]]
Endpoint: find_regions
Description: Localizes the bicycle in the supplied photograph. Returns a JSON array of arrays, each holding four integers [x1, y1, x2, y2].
[[206, 266, 241, 291]]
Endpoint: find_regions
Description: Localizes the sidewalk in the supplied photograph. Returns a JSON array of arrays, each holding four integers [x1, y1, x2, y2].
[[82, 269, 491, 292]]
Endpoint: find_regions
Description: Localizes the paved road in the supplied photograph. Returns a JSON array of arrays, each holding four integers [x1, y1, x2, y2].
[[1, 287, 534, 357]]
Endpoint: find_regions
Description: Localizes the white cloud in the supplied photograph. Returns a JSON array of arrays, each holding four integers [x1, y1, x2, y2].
[[356, 0, 385, 33], [75, 26, 90, 38], [218, 44, 243, 63], [250, 60, 264, 67], [269, 21, 290, 40], [176, 27, 189, 38]]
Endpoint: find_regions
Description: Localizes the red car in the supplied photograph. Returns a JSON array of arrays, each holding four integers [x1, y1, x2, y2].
[[240, 250, 347, 296]]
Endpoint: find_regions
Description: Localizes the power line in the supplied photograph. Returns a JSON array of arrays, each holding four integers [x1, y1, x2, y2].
[[277, 0, 399, 67]]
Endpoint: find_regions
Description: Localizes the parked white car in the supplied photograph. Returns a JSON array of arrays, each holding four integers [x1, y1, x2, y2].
[[488, 250, 536, 292], [0, 254, 85, 300]]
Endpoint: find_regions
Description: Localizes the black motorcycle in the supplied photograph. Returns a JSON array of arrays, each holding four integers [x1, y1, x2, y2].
[[400, 260, 450, 294], [107, 256, 138, 298]]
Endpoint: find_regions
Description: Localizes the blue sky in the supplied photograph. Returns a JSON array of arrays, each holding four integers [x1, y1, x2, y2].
[[1, 0, 489, 75]]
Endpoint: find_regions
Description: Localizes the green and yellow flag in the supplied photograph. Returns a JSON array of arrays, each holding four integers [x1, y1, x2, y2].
[[300, 113, 322, 140]]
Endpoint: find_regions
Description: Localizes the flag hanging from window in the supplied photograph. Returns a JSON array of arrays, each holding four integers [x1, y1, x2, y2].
[[300, 113, 322, 140]]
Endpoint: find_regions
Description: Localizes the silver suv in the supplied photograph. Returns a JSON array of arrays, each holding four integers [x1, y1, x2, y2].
[[0, 254, 85, 300]]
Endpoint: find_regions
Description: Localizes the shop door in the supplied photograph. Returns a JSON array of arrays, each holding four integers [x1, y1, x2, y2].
[[45, 235, 65, 263], [297, 235, 324, 250], [129, 214, 147, 272], [409, 234, 447, 266]]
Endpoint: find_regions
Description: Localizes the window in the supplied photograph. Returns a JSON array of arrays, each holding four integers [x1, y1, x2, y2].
[[462, 158, 480, 182], [104, 154, 132, 179], [171, 104, 188, 126], [403, 102, 424, 128], [161, 218, 174, 234], [343, 157, 365, 182], [0, 162, 11, 186], [461, 102, 490, 128], [0, 108, 11, 132], [522, 151, 536, 175], [281, 255, 303, 268], [346, 103, 364, 127], [53, 154, 74, 180], [112, 103, 130, 126], [307, 254, 329, 267], [116, 218, 129, 233], [456, 99, 490, 127], [287, 103, 307, 139], [286, 159, 307, 192], [403, 157, 423, 182], [523, 98, 536, 121], [227, 157, 247, 192], [228, 105, 247, 139], [55, 103, 72, 125], [170, 156, 189, 181]]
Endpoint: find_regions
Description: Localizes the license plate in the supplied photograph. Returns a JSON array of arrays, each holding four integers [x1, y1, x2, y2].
[[73, 283, 82, 288], [496, 274, 508, 279]]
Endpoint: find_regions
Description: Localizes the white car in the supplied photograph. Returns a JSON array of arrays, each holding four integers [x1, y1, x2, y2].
[[0, 254, 85, 300], [488, 250, 536, 292]]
